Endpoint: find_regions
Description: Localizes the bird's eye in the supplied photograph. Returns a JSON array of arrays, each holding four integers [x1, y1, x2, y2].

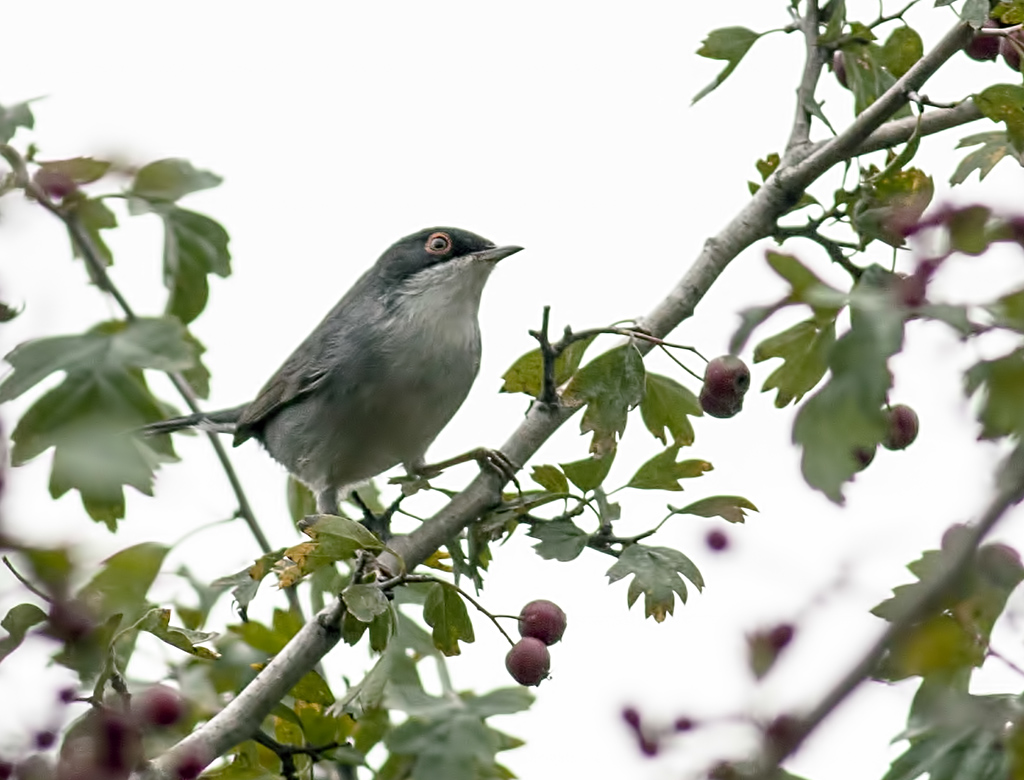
[[425, 232, 452, 255]]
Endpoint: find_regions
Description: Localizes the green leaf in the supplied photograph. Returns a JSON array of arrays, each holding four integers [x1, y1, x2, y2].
[[872, 529, 1023, 682], [986, 287, 1024, 332], [0, 100, 35, 143], [962, 0, 992, 26], [342, 584, 390, 623], [290, 669, 336, 706], [879, 26, 923, 78], [560, 449, 616, 492], [387, 713, 502, 780], [368, 603, 396, 653], [840, 35, 912, 118], [640, 373, 702, 446], [128, 158, 223, 207], [0, 603, 47, 663], [693, 27, 761, 103], [499, 334, 597, 396], [951, 132, 1017, 185], [965, 348, 1024, 439], [66, 196, 117, 266], [669, 495, 759, 524], [462, 687, 534, 718], [626, 446, 712, 491], [528, 519, 589, 562], [422, 583, 475, 656], [279, 514, 385, 587], [606, 544, 704, 622], [209, 548, 286, 618], [161, 208, 232, 325], [853, 166, 935, 247], [0, 318, 198, 526], [754, 318, 836, 407], [78, 542, 168, 624], [229, 619, 288, 655], [947, 205, 992, 255], [529, 464, 568, 494], [36, 157, 111, 185], [564, 345, 645, 456], [136, 607, 219, 660], [974, 84, 1024, 154]]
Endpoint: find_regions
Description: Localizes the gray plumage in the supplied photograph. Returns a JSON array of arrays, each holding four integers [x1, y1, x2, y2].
[[144, 227, 522, 514]]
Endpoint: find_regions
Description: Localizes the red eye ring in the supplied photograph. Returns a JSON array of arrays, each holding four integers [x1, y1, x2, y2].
[[425, 232, 452, 255]]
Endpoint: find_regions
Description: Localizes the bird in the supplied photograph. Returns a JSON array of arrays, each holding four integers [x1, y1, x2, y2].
[[143, 227, 523, 516]]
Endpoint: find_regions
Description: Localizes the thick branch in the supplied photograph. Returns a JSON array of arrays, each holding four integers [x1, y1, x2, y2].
[[785, 1, 824, 157], [753, 447, 1024, 776], [136, 16, 977, 780], [852, 99, 983, 156]]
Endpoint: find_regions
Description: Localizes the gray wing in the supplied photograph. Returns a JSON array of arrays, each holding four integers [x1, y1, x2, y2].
[[232, 269, 384, 446]]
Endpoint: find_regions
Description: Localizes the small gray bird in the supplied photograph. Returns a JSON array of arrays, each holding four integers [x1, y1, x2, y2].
[[144, 227, 522, 515]]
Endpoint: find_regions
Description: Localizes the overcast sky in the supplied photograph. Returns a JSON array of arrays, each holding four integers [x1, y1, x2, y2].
[[2, 2, 1024, 778]]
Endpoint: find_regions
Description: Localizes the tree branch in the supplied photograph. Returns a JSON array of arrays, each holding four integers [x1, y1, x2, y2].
[[752, 446, 1024, 776], [135, 17, 979, 780], [785, 0, 824, 157], [851, 99, 983, 157]]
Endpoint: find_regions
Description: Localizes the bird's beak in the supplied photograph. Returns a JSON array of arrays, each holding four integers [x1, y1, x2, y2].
[[474, 245, 524, 264]]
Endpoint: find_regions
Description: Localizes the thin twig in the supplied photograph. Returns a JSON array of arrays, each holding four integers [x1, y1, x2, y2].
[[774, 223, 863, 280], [868, 0, 921, 29], [2, 555, 53, 602], [785, 0, 823, 155]]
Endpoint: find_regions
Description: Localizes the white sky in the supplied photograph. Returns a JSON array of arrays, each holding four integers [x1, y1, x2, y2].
[[1, 2, 1024, 779]]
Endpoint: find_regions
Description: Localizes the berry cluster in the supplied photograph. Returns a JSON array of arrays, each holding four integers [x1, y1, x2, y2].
[[505, 599, 567, 686]]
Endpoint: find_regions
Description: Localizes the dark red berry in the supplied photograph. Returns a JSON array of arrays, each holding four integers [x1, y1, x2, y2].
[[46, 600, 94, 643], [518, 600, 567, 646], [32, 169, 78, 201], [505, 638, 551, 686], [700, 356, 750, 419], [621, 706, 642, 731], [852, 446, 876, 471], [765, 714, 801, 753], [1000, 27, 1024, 71], [0, 761, 11, 780], [768, 623, 795, 651], [833, 50, 848, 89], [173, 748, 208, 780], [34, 731, 56, 751], [134, 685, 185, 728], [673, 716, 695, 732], [882, 404, 919, 451], [57, 688, 76, 705], [706, 530, 729, 551], [95, 708, 142, 773], [965, 20, 1003, 61]]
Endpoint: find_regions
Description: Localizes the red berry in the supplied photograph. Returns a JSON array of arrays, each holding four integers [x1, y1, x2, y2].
[[1001, 28, 1024, 71], [621, 706, 642, 731], [518, 600, 567, 645], [505, 638, 551, 686], [57, 688, 76, 705], [852, 446, 876, 471], [32, 169, 78, 201], [882, 404, 919, 451], [833, 50, 848, 89], [46, 600, 94, 643], [706, 530, 729, 551], [134, 685, 185, 728], [34, 731, 56, 751], [674, 716, 695, 732], [700, 356, 750, 419], [94, 708, 142, 773], [0, 761, 11, 780], [965, 20, 1003, 61], [173, 749, 208, 780]]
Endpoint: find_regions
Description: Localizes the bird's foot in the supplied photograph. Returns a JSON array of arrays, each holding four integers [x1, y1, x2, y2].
[[412, 447, 521, 490], [349, 490, 401, 542]]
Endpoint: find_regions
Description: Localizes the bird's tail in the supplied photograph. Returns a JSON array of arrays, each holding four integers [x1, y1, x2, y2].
[[140, 404, 248, 436]]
